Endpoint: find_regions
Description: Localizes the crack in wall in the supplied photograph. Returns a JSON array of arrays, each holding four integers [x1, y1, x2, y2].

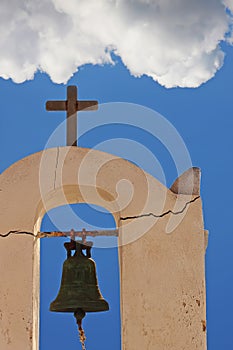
[[53, 147, 60, 190], [0, 230, 35, 238], [120, 196, 200, 221], [0, 196, 200, 238]]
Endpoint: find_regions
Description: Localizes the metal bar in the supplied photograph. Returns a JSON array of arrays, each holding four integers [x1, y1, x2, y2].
[[36, 229, 119, 239]]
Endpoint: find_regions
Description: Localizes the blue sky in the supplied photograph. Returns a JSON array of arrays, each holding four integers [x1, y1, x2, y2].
[[1, 47, 233, 349], [1, 2, 233, 348]]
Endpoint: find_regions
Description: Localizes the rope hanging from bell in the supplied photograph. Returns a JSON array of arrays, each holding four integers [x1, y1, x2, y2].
[[74, 309, 87, 350], [78, 321, 87, 350]]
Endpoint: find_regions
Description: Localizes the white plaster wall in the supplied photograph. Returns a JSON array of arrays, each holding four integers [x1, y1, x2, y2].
[[0, 147, 207, 350], [119, 198, 206, 349]]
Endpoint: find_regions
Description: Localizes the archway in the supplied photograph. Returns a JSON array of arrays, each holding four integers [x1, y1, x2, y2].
[[39, 203, 120, 350]]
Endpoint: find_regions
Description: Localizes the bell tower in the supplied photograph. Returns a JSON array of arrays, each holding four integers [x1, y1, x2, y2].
[[0, 86, 207, 350]]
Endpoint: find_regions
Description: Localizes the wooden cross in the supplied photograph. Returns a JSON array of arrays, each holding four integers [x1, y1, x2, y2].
[[46, 85, 98, 146]]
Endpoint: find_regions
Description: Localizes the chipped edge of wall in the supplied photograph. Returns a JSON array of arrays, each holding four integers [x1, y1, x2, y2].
[[32, 221, 40, 350]]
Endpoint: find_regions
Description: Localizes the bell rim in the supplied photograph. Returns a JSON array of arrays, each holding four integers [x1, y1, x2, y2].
[[50, 300, 109, 313]]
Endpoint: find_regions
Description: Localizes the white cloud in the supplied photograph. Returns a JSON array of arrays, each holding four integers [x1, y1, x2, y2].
[[0, 0, 232, 87]]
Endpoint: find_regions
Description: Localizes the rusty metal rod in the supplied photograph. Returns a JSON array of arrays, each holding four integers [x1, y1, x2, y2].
[[36, 229, 119, 239]]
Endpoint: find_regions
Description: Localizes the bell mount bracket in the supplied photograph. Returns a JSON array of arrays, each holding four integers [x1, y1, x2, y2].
[[64, 229, 93, 259]]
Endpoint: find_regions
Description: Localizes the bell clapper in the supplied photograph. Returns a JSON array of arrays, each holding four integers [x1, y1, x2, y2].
[[74, 309, 87, 350]]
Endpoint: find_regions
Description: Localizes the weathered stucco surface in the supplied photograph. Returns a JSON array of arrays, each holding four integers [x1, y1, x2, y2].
[[119, 198, 206, 350], [0, 147, 207, 350]]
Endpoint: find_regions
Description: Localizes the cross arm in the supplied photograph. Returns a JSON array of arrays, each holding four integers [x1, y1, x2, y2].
[[46, 101, 67, 111], [46, 100, 98, 112], [78, 101, 98, 111]]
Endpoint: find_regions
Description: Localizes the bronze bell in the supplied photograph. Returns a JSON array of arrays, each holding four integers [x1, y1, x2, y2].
[[50, 240, 109, 323]]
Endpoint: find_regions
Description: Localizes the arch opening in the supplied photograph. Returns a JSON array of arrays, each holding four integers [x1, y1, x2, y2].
[[39, 203, 121, 350]]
